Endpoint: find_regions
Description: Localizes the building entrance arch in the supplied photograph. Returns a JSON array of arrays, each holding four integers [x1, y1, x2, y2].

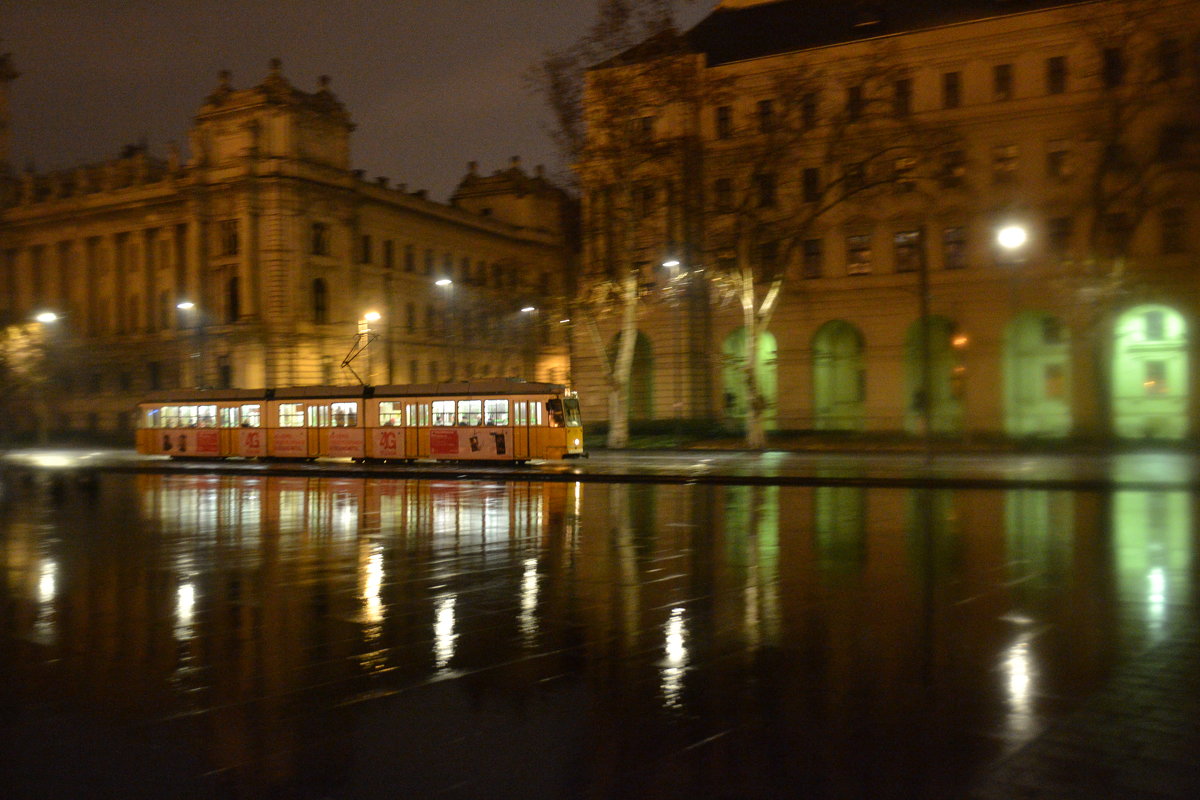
[[1112, 305, 1188, 439], [812, 320, 865, 430], [903, 316, 962, 434], [722, 327, 777, 430], [1004, 312, 1071, 436]]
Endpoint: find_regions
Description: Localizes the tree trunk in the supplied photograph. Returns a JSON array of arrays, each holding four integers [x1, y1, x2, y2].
[[741, 256, 767, 449], [607, 270, 640, 448]]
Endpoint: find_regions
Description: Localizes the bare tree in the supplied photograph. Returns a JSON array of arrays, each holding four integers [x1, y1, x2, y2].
[[530, 0, 699, 448], [704, 44, 961, 447], [1052, 0, 1200, 432]]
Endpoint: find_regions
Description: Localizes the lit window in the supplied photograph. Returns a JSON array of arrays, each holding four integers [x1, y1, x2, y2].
[[332, 402, 358, 427], [432, 400, 455, 426], [846, 234, 871, 275], [1144, 361, 1166, 395], [943, 227, 967, 270], [894, 230, 922, 272], [1144, 311, 1165, 341], [279, 403, 304, 427], [457, 400, 482, 426]]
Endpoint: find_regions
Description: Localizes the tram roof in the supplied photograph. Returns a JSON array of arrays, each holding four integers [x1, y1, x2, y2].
[[140, 380, 569, 404], [373, 379, 567, 397], [140, 388, 271, 403]]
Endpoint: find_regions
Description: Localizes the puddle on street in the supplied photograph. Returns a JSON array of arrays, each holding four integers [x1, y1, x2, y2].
[[0, 473, 1195, 798]]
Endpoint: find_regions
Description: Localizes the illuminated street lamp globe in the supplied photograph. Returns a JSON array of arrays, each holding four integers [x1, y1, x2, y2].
[[363, 311, 381, 323], [435, 278, 452, 287], [997, 224, 1028, 252], [34, 311, 59, 324], [521, 306, 537, 313], [176, 301, 195, 311]]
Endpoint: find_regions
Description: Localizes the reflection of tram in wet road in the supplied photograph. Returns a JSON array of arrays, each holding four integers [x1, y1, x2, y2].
[[135, 380, 585, 463]]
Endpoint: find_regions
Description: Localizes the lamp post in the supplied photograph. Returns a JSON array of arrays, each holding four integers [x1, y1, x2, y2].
[[30, 309, 62, 442], [435, 278, 453, 380], [521, 305, 537, 379], [176, 300, 206, 389], [663, 257, 684, 440]]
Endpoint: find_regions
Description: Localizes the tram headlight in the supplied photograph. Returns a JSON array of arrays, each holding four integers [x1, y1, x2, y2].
[[574, 438, 581, 447]]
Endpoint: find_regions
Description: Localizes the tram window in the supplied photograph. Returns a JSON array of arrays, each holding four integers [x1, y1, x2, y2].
[[279, 403, 305, 427], [547, 399, 566, 428], [432, 400, 456, 426], [484, 399, 509, 426], [179, 405, 198, 427], [141, 408, 160, 428], [563, 398, 582, 427], [381, 402, 404, 426], [514, 402, 527, 426], [530, 401, 544, 426], [162, 406, 182, 428], [197, 405, 217, 427], [457, 400, 483, 426], [332, 402, 358, 427], [308, 405, 332, 427], [220, 407, 239, 428], [240, 404, 261, 427]]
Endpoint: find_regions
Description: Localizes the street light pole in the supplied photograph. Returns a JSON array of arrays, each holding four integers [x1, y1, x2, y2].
[[176, 301, 204, 389], [917, 226, 933, 458], [435, 278, 453, 380]]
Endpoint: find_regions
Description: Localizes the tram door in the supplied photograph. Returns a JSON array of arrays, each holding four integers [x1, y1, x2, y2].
[[513, 401, 532, 460]]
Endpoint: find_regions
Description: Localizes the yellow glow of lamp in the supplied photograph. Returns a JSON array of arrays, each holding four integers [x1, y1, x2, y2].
[[997, 225, 1028, 251]]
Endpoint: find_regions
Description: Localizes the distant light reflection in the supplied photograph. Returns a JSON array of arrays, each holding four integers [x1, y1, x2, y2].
[[661, 606, 688, 710], [434, 594, 457, 672], [1003, 632, 1036, 741], [363, 548, 384, 626], [1148, 567, 1167, 636], [33, 559, 57, 644], [519, 558, 539, 646], [175, 582, 196, 639]]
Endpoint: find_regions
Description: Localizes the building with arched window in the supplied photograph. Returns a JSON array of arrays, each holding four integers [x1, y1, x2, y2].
[[0, 59, 573, 436], [574, 0, 1200, 441]]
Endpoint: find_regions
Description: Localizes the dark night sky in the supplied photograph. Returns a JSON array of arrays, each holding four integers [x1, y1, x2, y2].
[[3, 1, 713, 200]]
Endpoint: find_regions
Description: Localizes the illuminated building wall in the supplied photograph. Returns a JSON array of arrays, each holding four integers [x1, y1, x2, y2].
[[0, 61, 573, 436], [575, 0, 1200, 439]]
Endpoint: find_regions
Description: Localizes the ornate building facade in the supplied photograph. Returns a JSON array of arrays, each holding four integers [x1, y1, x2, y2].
[[576, 0, 1200, 440], [0, 59, 572, 437]]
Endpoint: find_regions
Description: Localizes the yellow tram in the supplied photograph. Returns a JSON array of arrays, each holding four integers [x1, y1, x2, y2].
[[136, 380, 585, 462]]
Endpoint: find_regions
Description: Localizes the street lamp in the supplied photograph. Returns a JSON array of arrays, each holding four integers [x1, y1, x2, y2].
[[34, 311, 60, 324], [176, 300, 205, 389], [997, 224, 1029, 253]]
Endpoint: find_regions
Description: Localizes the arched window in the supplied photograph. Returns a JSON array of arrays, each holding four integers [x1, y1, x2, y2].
[[313, 278, 328, 324]]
